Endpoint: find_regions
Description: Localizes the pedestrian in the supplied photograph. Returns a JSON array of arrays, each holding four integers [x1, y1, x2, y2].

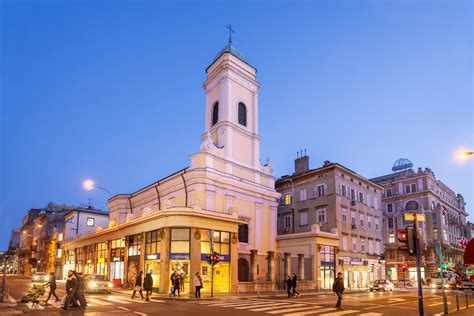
[[286, 275, 293, 298], [143, 272, 153, 301], [170, 271, 180, 297], [45, 272, 59, 304], [332, 272, 345, 311], [62, 270, 77, 310], [291, 273, 300, 297], [179, 271, 185, 293], [131, 271, 144, 299], [73, 271, 87, 308], [193, 272, 203, 298]]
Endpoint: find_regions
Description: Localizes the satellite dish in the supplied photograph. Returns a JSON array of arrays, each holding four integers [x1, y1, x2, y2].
[[392, 158, 414, 172]]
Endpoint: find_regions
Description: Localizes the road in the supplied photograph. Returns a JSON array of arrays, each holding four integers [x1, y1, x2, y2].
[[3, 276, 474, 315]]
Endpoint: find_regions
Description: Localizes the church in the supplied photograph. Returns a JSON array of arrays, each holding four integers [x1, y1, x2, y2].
[[62, 36, 281, 294]]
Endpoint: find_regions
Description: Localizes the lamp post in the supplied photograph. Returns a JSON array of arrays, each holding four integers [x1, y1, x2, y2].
[[82, 179, 112, 196], [455, 150, 473, 162]]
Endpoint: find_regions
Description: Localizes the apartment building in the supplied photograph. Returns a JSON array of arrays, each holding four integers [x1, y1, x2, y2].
[[276, 155, 385, 290], [371, 160, 469, 281]]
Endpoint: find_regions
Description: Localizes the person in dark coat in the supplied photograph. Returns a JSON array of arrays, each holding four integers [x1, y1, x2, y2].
[[73, 271, 86, 308], [169, 271, 180, 297], [45, 272, 59, 304], [131, 271, 144, 299], [286, 275, 293, 298], [291, 273, 300, 297], [333, 272, 345, 310], [143, 272, 153, 301], [62, 270, 77, 310]]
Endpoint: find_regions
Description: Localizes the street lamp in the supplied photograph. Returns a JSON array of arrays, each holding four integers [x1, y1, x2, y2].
[[454, 150, 473, 162], [82, 179, 112, 196]]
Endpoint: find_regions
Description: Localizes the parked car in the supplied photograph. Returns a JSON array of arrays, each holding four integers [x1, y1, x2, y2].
[[369, 279, 395, 291], [83, 274, 113, 294], [31, 272, 49, 283], [430, 271, 456, 289]]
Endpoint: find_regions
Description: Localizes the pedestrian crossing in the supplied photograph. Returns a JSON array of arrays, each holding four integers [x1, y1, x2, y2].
[[191, 298, 383, 315], [22, 294, 165, 310]]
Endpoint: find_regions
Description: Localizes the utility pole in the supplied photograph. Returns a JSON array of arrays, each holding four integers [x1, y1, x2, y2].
[[414, 218, 424, 316], [435, 242, 448, 314]]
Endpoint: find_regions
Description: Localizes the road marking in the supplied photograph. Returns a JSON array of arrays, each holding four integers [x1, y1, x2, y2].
[[360, 313, 383, 316], [363, 305, 383, 310], [267, 306, 322, 314], [133, 312, 147, 316], [387, 298, 406, 302], [201, 300, 261, 307], [428, 302, 451, 307], [26, 302, 44, 309], [104, 296, 131, 304], [87, 297, 113, 306], [250, 303, 297, 311], [118, 306, 131, 311], [283, 308, 337, 315], [319, 310, 358, 315], [236, 302, 306, 309], [150, 299, 165, 303]]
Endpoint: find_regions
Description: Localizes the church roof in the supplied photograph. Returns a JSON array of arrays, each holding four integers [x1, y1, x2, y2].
[[213, 43, 248, 63]]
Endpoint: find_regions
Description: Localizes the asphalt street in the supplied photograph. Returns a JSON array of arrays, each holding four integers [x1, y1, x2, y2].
[[4, 276, 474, 316]]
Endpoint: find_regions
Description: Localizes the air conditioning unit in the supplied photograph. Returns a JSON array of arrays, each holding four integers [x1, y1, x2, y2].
[[351, 224, 357, 229], [351, 200, 357, 206]]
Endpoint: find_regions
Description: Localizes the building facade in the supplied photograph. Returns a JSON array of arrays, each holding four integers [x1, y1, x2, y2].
[[62, 40, 280, 294], [371, 161, 469, 282], [276, 155, 385, 290]]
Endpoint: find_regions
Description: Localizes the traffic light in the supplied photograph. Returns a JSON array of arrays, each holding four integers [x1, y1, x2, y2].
[[212, 252, 220, 265], [407, 226, 416, 256], [206, 255, 213, 265], [398, 229, 408, 250], [401, 263, 408, 272]]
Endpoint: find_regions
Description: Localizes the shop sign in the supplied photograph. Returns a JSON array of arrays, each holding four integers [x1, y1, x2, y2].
[[200, 254, 230, 262], [146, 253, 160, 260], [98, 257, 105, 263], [86, 259, 92, 264], [350, 258, 363, 265], [341, 257, 351, 264], [170, 253, 190, 260], [112, 257, 123, 262]]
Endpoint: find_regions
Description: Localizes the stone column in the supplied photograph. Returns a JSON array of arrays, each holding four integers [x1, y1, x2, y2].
[[139, 233, 146, 275], [123, 238, 129, 288], [284, 253, 291, 278], [298, 254, 305, 281], [230, 233, 239, 293], [315, 245, 321, 290], [250, 249, 258, 281], [189, 227, 202, 296], [160, 227, 170, 294], [267, 251, 275, 282]]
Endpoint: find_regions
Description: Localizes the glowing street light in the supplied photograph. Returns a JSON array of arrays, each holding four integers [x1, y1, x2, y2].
[[454, 149, 473, 162], [82, 179, 112, 196]]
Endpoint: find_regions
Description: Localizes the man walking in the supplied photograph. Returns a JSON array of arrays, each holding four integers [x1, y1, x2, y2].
[[291, 273, 300, 297], [143, 272, 153, 301], [73, 271, 86, 308], [286, 275, 293, 298], [62, 270, 77, 310], [333, 272, 345, 311], [45, 272, 59, 304], [131, 271, 144, 299]]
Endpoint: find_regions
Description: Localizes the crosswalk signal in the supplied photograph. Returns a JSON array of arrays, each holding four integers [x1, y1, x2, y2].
[[401, 263, 408, 272]]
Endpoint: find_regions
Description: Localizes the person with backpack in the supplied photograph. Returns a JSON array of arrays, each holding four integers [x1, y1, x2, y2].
[[131, 271, 144, 299]]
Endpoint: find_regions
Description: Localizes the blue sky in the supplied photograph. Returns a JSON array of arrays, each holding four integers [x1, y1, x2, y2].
[[1, 0, 472, 249]]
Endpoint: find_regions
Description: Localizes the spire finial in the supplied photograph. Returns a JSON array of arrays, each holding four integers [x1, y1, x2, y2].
[[227, 24, 235, 44]]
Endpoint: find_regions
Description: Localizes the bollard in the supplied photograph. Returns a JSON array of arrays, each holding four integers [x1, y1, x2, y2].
[[466, 293, 469, 309], [456, 294, 459, 311]]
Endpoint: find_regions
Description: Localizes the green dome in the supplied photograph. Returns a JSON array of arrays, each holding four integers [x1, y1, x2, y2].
[[214, 43, 248, 63]]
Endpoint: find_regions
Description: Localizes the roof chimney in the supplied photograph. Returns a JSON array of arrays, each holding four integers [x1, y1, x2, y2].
[[294, 149, 309, 174]]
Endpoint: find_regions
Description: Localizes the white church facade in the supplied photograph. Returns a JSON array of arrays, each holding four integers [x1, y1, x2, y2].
[[62, 40, 281, 294]]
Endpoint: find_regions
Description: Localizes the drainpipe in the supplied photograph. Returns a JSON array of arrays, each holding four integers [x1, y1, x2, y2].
[[181, 170, 188, 207], [154, 183, 161, 211], [76, 211, 80, 238], [128, 197, 133, 214]]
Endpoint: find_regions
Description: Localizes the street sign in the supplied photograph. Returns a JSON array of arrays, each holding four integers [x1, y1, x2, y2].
[[404, 213, 426, 222]]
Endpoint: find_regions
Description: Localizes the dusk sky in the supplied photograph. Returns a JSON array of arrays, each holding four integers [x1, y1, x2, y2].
[[1, 0, 472, 249]]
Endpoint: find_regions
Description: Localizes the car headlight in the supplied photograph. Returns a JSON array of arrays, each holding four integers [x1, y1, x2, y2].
[[88, 281, 97, 288], [443, 284, 449, 288], [33, 276, 39, 281], [108, 283, 113, 288]]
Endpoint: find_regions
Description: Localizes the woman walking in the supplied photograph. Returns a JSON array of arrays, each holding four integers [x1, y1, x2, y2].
[[131, 271, 144, 299], [193, 272, 203, 298], [143, 272, 153, 301], [45, 272, 59, 304], [291, 273, 300, 297], [286, 275, 294, 298]]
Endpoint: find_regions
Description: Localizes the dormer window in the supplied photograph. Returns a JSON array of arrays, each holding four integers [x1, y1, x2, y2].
[[212, 102, 219, 126], [238, 102, 247, 126]]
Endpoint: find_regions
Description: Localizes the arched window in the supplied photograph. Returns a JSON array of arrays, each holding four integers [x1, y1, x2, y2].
[[212, 102, 219, 126], [238, 102, 247, 126], [238, 258, 250, 281], [405, 201, 419, 211]]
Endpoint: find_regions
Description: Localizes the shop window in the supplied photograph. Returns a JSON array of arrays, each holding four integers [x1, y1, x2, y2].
[[389, 233, 395, 243], [145, 230, 160, 255], [128, 234, 141, 256], [238, 224, 249, 243], [170, 228, 190, 254], [97, 242, 108, 260]]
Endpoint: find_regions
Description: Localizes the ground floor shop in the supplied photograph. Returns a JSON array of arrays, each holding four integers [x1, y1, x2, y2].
[[339, 257, 385, 288]]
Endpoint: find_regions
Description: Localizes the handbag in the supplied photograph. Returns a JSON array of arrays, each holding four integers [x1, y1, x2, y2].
[[134, 285, 141, 291]]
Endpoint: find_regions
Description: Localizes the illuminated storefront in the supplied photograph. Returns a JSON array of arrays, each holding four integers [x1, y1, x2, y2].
[[200, 230, 230, 293], [64, 249, 76, 279], [319, 245, 335, 289], [110, 238, 125, 285], [169, 228, 190, 293], [75, 247, 84, 273], [127, 234, 141, 288], [96, 242, 109, 276], [84, 245, 94, 274], [144, 230, 161, 289]]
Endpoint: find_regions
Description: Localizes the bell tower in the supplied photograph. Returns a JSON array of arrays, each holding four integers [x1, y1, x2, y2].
[[202, 35, 261, 170]]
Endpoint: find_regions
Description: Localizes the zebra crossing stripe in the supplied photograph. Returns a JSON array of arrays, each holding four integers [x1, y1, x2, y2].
[[234, 302, 300, 309], [104, 296, 131, 304], [249, 303, 297, 311], [283, 307, 337, 315], [267, 306, 322, 314], [26, 302, 44, 310], [319, 310, 358, 316], [203, 300, 265, 307], [87, 297, 113, 306]]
